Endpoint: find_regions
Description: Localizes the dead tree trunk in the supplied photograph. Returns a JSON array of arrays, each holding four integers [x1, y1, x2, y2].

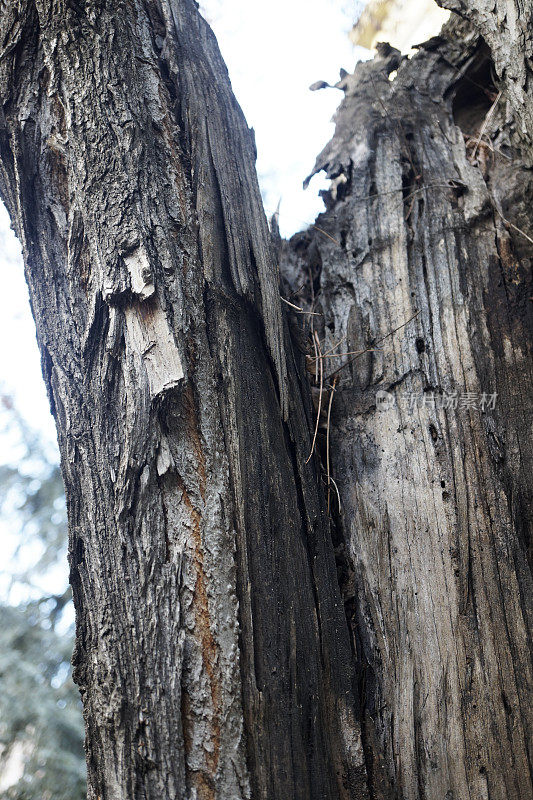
[[282, 14, 533, 800], [0, 2, 365, 799], [0, 2, 531, 800]]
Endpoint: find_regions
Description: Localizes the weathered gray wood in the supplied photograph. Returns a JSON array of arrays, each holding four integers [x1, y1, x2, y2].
[[2, 0, 532, 798], [0, 2, 366, 798], [438, 0, 533, 165], [284, 19, 533, 800]]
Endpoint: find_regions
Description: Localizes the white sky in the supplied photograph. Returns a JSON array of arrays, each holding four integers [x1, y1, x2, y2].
[[200, 0, 367, 232]]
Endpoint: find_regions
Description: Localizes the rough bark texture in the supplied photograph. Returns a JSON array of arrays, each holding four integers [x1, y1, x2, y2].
[[0, 2, 366, 799], [437, 0, 533, 165], [1, 1, 532, 799], [283, 17, 532, 800]]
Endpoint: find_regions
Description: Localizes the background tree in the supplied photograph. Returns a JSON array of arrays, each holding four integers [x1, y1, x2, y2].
[[0, 399, 85, 800]]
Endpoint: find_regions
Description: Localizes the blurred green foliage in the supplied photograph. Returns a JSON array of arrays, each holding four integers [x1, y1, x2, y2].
[[0, 396, 86, 799]]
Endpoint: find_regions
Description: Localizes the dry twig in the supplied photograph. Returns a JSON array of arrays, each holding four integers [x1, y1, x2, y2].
[[280, 295, 322, 315], [494, 208, 533, 246], [326, 309, 420, 380], [312, 225, 341, 247], [306, 330, 324, 463], [326, 376, 338, 512], [471, 90, 502, 159]]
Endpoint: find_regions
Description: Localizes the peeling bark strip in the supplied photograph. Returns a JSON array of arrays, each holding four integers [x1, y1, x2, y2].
[[283, 18, 533, 800], [0, 2, 365, 799]]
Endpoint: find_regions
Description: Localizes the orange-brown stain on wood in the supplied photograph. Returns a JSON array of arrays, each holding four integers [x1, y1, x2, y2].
[[177, 387, 219, 798], [180, 686, 218, 800], [179, 483, 222, 795]]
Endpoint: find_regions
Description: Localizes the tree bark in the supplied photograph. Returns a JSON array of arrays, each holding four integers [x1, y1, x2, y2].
[[283, 16, 533, 800], [0, 2, 365, 799], [1, 2, 532, 800], [437, 0, 533, 165]]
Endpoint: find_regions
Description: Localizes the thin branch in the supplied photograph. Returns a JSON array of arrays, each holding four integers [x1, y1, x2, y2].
[[306, 330, 324, 464], [494, 207, 533, 245], [472, 90, 501, 159], [329, 476, 342, 512], [462, 131, 511, 160], [280, 295, 303, 311], [312, 225, 341, 247], [280, 295, 322, 315], [321, 333, 348, 357], [287, 280, 308, 299], [321, 347, 382, 358], [375, 309, 421, 346], [326, 310, 420, 380], [326, 376, 338, 513], [312, 327, 319, 379]]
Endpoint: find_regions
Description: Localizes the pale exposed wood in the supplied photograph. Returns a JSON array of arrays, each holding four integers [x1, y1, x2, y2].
[[283, 22, 533, 800]]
